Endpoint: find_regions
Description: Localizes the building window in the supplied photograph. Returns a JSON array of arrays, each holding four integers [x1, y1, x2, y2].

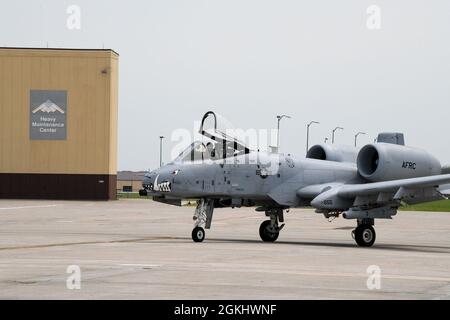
[[122, 186, 132, 192]]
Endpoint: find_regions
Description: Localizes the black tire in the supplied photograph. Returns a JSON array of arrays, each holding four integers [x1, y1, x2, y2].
[[354, 225, 376, 247], [192, 227, 205, 243], [259, 220, 279, 242]]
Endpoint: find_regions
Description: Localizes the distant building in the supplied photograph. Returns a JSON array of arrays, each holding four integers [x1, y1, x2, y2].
[[117, 171, 147, 193]]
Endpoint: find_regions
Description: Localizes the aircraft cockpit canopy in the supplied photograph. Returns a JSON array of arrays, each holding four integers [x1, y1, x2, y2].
[[174, 111, 251, 163], [174, 141, 210, 162], [199, 111, 250, 159]]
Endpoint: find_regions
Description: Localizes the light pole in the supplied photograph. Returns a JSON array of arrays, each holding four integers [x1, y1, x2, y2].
[[332, 127, 344, 144], [306, 121, 320, 155], [276, 115, 291, 151], [159, 136, 165, 167], [354, 132, 366, 147]]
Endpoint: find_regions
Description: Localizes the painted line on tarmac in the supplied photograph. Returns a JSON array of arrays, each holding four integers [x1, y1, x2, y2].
[[273, 270, 450, 283], [0, 205, 58, 211], [119, 264, 161, 268], [0, 236, 185, 251]]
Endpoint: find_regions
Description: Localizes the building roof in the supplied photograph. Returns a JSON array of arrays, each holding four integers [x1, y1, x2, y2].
[[0, 47, 119, 56], [117, 171, 147, 181]]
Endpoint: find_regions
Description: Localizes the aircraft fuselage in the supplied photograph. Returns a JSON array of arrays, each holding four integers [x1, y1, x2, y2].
[[144, 151, 358, 208]]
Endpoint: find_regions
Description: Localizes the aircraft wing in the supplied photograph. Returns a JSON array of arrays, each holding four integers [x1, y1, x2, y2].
[[338, 174, 450, 198], [299, 174, 450, 212]]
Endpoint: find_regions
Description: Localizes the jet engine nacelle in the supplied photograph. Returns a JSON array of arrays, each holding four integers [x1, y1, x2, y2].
[[357, 143, 441, 182], [306, 144, 358, 163]]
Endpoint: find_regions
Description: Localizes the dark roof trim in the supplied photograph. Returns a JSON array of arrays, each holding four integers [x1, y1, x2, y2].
[[0, 47, 119, 56]]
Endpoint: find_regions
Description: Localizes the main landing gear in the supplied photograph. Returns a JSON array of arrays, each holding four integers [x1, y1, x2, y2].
[[352, 218, 376, 247], [192, 199, 214, 242], [259, 208, 285, 242]]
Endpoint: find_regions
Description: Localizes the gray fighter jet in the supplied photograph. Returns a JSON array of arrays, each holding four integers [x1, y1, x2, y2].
[[141, 111, 450, 247]]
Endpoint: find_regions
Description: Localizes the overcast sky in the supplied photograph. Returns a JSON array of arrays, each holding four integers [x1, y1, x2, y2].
[[1, 0, 450, 170]]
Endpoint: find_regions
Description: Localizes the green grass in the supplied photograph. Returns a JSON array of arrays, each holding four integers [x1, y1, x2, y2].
[[400, 200, 450, 212]]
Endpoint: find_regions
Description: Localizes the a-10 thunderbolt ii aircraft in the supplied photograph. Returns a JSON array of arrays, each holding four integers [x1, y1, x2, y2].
[[140, 111, 450, 247]]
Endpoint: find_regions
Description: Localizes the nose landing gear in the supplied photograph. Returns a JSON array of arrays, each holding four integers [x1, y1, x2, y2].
[[192, 226, 206, 242], [259, 220, 280, 242], [191, 199, 214, 243]]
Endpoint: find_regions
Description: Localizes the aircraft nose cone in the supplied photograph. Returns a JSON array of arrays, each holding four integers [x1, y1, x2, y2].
[[153, 172, 173, 192], [143, 172, 157, 191], [143, 175, 153, 186]]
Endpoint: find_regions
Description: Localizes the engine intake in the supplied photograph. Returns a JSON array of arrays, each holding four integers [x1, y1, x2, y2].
[[357, 143, 441, 182], [307, 144, 358, 163]]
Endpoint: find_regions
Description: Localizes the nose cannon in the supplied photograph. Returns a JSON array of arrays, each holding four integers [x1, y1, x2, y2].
[[138, 189, 148, 196]]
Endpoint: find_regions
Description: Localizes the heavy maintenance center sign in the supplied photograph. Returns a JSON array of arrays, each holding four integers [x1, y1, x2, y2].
[[30, 90, 67, 140]]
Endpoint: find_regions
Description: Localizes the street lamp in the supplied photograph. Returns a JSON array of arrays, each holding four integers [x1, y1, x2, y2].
[[332, 127, 344, 144], [324, 137, 329, 144], [276, 115, 291, 151], [306, 121, 320, 155], [354, 132, 366, 147], [159, 136, 165, 167]]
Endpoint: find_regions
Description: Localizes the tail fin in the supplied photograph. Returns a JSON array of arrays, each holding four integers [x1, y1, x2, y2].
[[377, 132, 405, 145]]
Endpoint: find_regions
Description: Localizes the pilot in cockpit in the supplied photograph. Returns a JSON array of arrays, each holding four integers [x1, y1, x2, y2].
[[205, 142, 216, 160]]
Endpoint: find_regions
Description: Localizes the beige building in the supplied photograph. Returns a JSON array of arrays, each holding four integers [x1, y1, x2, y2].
[[0, 47, 119, 200], [117, 171, 146, 193]]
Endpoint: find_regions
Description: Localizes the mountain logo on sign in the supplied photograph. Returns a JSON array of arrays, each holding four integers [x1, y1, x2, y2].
[[32, 100, 65, 114]]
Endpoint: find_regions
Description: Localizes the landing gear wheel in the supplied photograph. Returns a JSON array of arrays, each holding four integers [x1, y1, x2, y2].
[[259, 220, 279, 242], [354, 225, 376, 247], [192, 227, 205, 243]]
